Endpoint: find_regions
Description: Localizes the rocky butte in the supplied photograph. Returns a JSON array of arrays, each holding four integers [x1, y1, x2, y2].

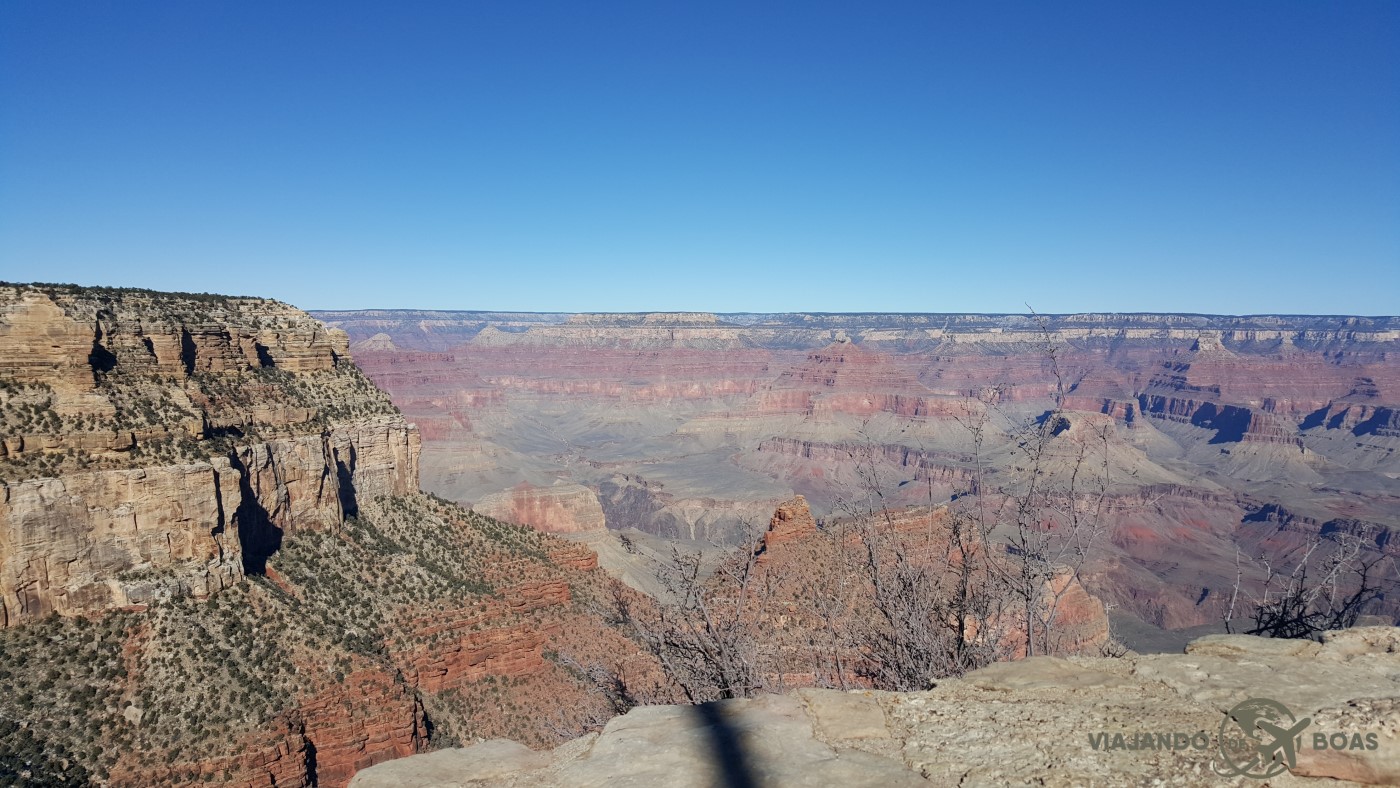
[[0, 284, 662, 786], [0, 285, 418, 625]]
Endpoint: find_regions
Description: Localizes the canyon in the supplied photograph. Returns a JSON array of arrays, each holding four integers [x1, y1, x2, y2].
[[2, 288, 1396, 786], [317, 310, 1400, 635]]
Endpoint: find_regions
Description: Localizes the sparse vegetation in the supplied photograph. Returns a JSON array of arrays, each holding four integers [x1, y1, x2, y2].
[[1223, 526, 1397, 640], [0, 281, 258, 305], [605, 321, 1122, 702], [0, 284, 664, 782], [0, 613, 130, 783], [0, 492, 639, 780]]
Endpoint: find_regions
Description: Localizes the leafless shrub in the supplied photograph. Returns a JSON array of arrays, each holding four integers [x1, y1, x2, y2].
[[1224, 528, 1396, 640], [611, 524, 770, 703], [944, 311, 1112, 658], [831, 443, 1012, 688], [554, 651, 642, 716]]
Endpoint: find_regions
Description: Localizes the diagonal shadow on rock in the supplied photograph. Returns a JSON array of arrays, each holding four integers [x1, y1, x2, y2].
[[694, 701, 757, 788]]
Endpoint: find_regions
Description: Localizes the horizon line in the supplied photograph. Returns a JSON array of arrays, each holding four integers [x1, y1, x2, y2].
[[308, 306, 1400, 320]]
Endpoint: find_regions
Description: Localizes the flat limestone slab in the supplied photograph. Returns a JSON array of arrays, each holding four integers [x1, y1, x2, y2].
[[352, 628, 1400, 787]]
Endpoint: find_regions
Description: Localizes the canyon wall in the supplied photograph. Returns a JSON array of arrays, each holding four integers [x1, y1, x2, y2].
[[0, 285, 672, 788], [472, 482, 607, 535], [0, 284, 418, 627]]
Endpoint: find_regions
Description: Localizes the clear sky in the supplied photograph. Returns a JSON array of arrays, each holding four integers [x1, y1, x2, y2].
[[1, 2, 1397, 314]]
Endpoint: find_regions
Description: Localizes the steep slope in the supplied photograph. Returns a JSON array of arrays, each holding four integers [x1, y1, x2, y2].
[[0, 285, 661, 787]]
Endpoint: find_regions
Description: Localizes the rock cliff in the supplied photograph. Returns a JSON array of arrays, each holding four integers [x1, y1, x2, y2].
[[472, 482, 608, 535], [0, 285, 662, 788], [757, 494, 817, 553], [352, 627, 1400, 787], [0, 284, 418, 627]]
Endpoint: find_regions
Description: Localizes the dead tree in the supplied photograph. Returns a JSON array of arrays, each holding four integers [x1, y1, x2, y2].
[[613, 525, 769, 703], [950, 313, 1112, 658], [1224, 528, 1395, 640], [834, 438, 1011, 689]]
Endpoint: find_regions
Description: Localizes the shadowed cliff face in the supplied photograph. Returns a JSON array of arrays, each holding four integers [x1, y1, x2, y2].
[[0, 284, 418, 627], [0, 490, 657, 788], [318, 310, 1400, 629]]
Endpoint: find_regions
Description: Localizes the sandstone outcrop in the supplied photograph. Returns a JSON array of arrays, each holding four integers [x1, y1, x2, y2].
[[0, 459, 246, 626], [352, 627, 1400, 787], [0, 284, 418, 627], [757, 494, 817, 554]]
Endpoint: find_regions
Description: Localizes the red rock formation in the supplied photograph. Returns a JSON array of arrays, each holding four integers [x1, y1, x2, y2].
[[110, 715, 312, 788], [546, 541, 600, 571], [400, 623, 555, 693], [391, 579, 574, 692], [759, 495, 817, 556], [107, 669, 423, 788], [298, 669, 425, 787]]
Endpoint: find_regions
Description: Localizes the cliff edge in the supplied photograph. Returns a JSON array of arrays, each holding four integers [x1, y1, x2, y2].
[[353, 627, 1400, 787]]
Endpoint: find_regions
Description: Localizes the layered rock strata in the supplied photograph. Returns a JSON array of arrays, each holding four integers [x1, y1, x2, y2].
[[0, 285, 674, 788], [757, 494, 817, 553], [320, 308, 1400, 630], [0, 284, 418, 627], [472, 482, 608, 535]]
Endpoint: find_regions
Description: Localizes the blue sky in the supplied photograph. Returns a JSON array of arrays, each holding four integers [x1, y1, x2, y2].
[[1, 2, 1396, 314]]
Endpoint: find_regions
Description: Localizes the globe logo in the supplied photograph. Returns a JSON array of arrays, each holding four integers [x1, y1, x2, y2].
[[1213, 697, 1312, 779]]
